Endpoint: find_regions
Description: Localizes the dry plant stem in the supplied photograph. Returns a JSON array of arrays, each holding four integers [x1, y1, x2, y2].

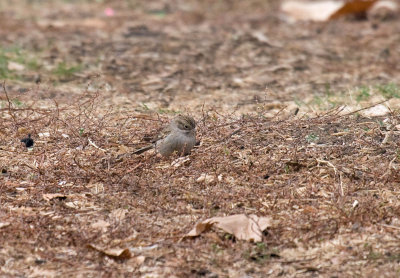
[[315, 156, 336, 172], [73, 155, 93, 173], [88, 138, 106, 152], [317, 159, 343, 197], [272, 106, 288, 119], [378, 223, 400, 230], [218, 127, 243, 143], [339, 172, 344, 197], [277, 256, 317, 264], [379, 156, 397, 179], [341, 99, 389, 117], [380, 129, 393, 146], [20, 163, 43, 175], [213, 118, 245, 128], [322, 105, 347, 117], [2, 81, 17, 126]]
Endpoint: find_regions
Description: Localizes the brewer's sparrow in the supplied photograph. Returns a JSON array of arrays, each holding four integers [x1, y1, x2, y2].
[[133, 115, 196, 156]]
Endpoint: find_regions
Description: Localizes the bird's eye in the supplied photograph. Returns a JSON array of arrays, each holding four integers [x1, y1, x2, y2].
[[184, 125, 189, 129]]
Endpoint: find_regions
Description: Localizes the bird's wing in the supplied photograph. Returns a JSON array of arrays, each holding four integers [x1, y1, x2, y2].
[[151, 125, 171, 143]]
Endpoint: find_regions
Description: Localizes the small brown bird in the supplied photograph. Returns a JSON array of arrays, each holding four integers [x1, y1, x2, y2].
[[133, 115, 196, 157]]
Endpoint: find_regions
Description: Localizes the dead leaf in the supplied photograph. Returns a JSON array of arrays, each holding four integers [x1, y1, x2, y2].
[[186, 221, 214, 236], [282, 0, 378, 22], [185, 214, 272, 242], [88, 244, 132, 260], [282, 0, 343, 21], [330, 0, 378, 19], [0, 222, 11, 229]]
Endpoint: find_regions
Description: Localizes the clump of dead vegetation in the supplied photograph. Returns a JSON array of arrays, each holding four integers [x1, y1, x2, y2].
[[1, 85, 400, 276]]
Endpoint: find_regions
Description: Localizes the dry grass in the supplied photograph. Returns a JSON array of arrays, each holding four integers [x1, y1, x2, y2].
[[1, 83, 400, 276]]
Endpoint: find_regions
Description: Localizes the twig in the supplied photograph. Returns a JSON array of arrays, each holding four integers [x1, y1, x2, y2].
[[88, 138, 106, 152], [272, 106, 287, 119], [378, 223, 400, 230], [316, 159, 337, 175], [381, 129, 393, 146], [379, 156, 397, 179], [73, 156, 92, 173], [2, 81, 17, 125], [218, 126, 243, 143], [339, 172, 344, 197], [340, 99, 389, 117], [317, 159, 343, 196]]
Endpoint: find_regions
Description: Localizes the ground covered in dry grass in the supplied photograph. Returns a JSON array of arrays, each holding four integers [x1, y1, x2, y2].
[[1, 0, 400, 277]]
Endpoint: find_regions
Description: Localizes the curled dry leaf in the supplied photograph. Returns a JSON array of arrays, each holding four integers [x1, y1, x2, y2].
[[282, 0, 378, 22], [0, 222, 11, 229], [88, 244, 132, 260], [282, 0, 343, 21], [330, 0, 378, 20], [185, 214, 272, 242]]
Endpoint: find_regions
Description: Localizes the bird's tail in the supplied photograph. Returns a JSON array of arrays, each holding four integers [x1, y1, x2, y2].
[[131, 145, 153, 155]]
